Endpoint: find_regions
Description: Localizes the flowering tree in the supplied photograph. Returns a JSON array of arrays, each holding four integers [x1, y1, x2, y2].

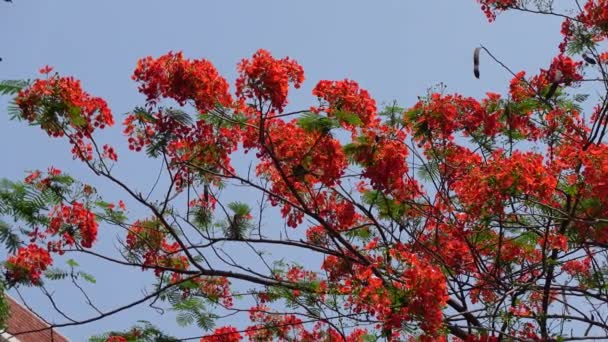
[[3, 1, 608, 341]]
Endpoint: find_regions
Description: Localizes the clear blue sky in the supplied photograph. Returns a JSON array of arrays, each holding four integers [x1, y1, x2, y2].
[[0, 1, 563, 340]]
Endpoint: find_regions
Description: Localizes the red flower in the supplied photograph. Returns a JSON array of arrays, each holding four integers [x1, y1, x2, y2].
[[477, 0, 517, 21], [106, 336, 127, 342], [47, 202, 98, 249], [132, 51, 232, 112], [236, 49, 304, 112], [201, 326, 242, 342], [579, 0, 608, 36], [5, 244, 53, 285], [15, 69, 113, 161], [102, 144, 118, 161], [312, 79, 378, 129], [24, 170, 41, 184]]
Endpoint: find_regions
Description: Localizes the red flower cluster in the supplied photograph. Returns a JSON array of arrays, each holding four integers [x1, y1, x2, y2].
[[24, 170, 42, 184], [200, 326, 241, 342], [246, 305, 305, 341], [477, 0, 517, 21], [102, 144, 118, 161], [321, 246, 448, 338], [457, 335, 499, 342], [562, 257, 592, 277], [126, 220, 189, 277], [236, 49, 304, 112], [105, 337, 127, 342], [579, 0, 608, 35], [453, 150, 557, 215], [311, 79, 378, 129], [132, 52, 232, 112], [165, 120, 240, 189], [124, 107, 240, 190], [350, 128, 420, 202], [123, 112, 155, 152], [186, 276, 233, 308], [15, 67, 114, 161], [546, 54, 583, 86], [5, 244, 53, 284], [407, 93, 502, 142], [247, 119, 347, 227], [47, 202, 98, 249]]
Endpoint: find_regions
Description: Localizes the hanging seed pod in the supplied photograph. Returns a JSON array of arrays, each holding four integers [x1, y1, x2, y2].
[[474, 47, 481, 79], [582, 53, 597, 65]]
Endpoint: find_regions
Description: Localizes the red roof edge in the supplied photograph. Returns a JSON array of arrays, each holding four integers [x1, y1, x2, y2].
[[2, 295, 70, 342]]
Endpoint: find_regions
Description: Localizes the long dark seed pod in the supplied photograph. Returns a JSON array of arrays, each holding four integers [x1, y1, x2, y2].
[[582, 53, 597, 65], [203, 183, 210, 203], [474, 47, 481, 79]]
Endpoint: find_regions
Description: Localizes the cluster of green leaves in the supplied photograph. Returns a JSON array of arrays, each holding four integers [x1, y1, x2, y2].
[[0, 177, 67, 253], [297, 110, 362, 134], [0, 280, 9, 330], [157, 283, 217, 331], [125, 107, 182, 158], [44, 259, 96, 284], [0, 79, 28, 96], [0, 79, 28, 124], [222, 202, 252, 240], [95, 200, 127, 225], [89, 321, 177, 342]]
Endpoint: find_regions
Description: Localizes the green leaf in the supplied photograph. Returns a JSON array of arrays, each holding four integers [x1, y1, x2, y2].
[[0, 80, 29, 96], [345, 227, 372, 241], [196, 314, 215, 331], [334, 110, 363, 126], [0, 281, 9, 330], [66, 259, 79, 267], [0, 220, 21, 254], [173, 296, 205, 311], [164, 108, 193, 126], [227, 202, 250, 216], [176, 312, 195, 327], [297, 112, 339, 133], [361, 333, 379, 342], [78, 272, 97, 284], [68, 105, 86, 127], [45, 268, 69, 280]]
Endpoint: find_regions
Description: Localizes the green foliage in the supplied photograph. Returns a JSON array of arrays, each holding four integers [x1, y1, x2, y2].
[[191, 205, 213, 230], [44, 267, 69, 281], [0, 280, 9, 330], [334, 110, 363, 126], [403, 106, 428, 140], [343, 134, 374, 164], [164, 108, 193, 126], [344, 226, 372, 241], [361, 190, 408, 220], [223, 202, 252, 239], [566, 28, 596, 55], [0, 220, 21, 253], [0, 79, 29, 96], [378, 102, 405, 127], [143, 107, 193, 158], [200, 107, 249, 129], [172, 297, 216, 330], [0, 174, 79, 254], [45, 260, 97, 284], [95, 200, 127, 224], [297, 110, 364, 134], [89, 321, 177, 342], [296, 112, 339, 134], [0, 179, 54, 229]]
